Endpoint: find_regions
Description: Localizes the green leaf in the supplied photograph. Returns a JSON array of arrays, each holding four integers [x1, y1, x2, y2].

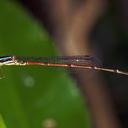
[[0, 1, 90, 128], [0, 115, 7, 128]]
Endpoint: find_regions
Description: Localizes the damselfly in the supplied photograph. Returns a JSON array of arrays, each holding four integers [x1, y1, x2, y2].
[[0, 55, 128, 76]]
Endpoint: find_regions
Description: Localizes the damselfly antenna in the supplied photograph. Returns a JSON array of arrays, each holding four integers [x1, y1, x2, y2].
[[0, 55, 128, 76]]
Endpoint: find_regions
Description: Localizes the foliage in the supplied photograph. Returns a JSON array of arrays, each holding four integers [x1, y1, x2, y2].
[[0, 1, 90, 128], [0, 115, 7, 128]]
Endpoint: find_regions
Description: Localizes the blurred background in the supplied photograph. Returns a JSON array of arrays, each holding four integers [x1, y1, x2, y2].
[[0, 0, 128, 128]]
